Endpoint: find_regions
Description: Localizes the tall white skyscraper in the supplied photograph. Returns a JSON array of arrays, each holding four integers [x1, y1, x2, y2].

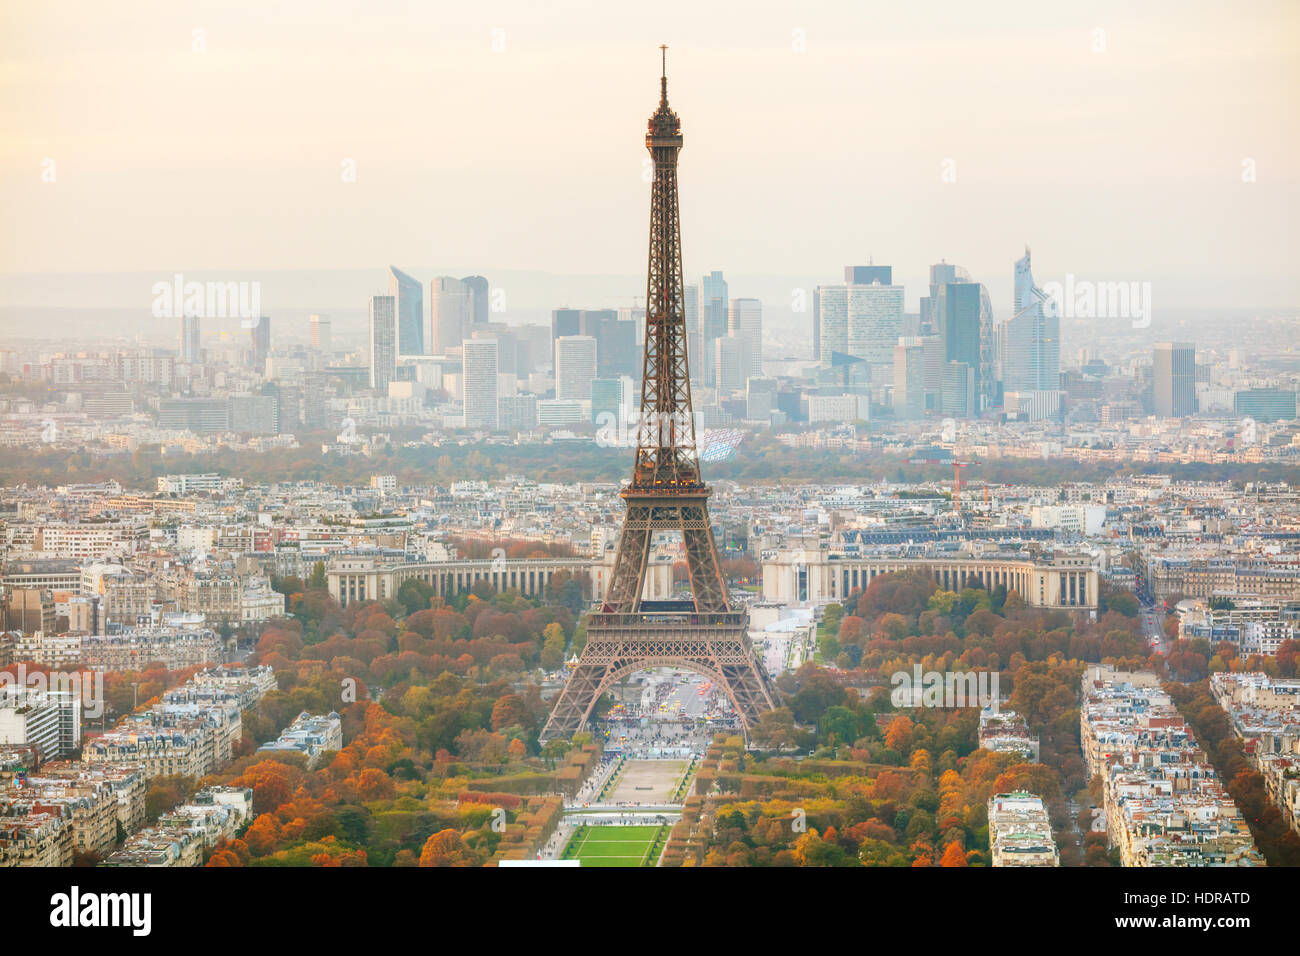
[[368, 295, 397, 392], [847, 282, 904, 368], [309, 314, 331, 353], [179, 314, 201, 364], [462, 338, 500, 429], [714, 336, 745, 393], [1153, 341, 1196, 418], [684, 283, 699, 335], [817, 285, 848, 366], [683, 283, 702, 385], [893, 338, 928, 420], [555, 335, 597, 401], [728, 297, 763, 380], [818, 267, 903, 372], [430, 277, 472, 355]]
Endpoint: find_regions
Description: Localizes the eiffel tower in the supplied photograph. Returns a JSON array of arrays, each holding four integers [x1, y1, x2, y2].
[[540, 48, 779, 744]]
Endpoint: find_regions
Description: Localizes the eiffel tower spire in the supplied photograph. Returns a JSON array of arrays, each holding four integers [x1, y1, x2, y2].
[[540, 53, 778, 744]]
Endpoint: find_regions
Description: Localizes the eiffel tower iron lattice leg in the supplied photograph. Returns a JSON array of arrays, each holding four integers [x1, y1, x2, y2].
[[540, 50, 780, 745]]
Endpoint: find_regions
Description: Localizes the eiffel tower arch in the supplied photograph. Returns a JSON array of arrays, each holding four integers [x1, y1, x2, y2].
[[540, 49, 779, 744]]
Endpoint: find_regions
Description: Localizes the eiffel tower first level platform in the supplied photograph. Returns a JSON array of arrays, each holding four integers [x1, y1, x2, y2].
[[539, 49, 780, 744], [538, 607, 779, 743]]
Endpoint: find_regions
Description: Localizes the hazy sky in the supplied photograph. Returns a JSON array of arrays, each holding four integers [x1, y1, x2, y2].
[[2, 0, 1298, 307]]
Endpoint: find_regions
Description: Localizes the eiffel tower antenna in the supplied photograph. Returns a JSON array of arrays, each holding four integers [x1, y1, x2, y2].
[[540, 53, 779, 744]]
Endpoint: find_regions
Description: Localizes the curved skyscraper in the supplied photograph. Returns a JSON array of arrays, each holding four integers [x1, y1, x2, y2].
[[1000, 248, 1060, 394], [388, 266, 424, 356]]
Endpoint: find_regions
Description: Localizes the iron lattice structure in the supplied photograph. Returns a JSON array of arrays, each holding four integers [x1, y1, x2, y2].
[[540, 52, 779, 743]]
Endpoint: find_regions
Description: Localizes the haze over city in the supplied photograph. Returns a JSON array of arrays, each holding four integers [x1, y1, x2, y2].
[[3, 0, 1298, 316]]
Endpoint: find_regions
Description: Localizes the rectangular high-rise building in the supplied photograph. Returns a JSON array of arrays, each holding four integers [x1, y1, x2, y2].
[[0, 687, 81, 760], [550, 309, 636, 378], [462, 338, 499, 429], [555, 335, 597, 401], [599, 316, 638, 379], [817, 275, 902, 370], [249, 316, 270, 370], [461, 276, 490, 327], [714, 336, 745, 394], [368, 295, 397, 392], [158, 397, 231, 433], [700, 270, 728, 385], [179, 314, 201, 364], [1153, 342, 1196, 418], [1234, 388, 1297, 423], [728, 298, 763, 380], [942, 361, 976, 418], [684, 284, 699, 334], [388, 266, 425, 355], [920, 262, 960, 335], [684, 285, 703, 384], [583, 309, 629, 378], [847, 283, 904, 367], [498, 394, 537, 431], [938, 281, 984, 409], [309, 314, 331, 353], [893, 339, 928, 420], [845, 265, 892, 285], [430, 278, 472, 355], [590, 376, 634, 425], [811, 287, 821, 362], [230, 394, 278, 434], [816, 285, 847, 366]]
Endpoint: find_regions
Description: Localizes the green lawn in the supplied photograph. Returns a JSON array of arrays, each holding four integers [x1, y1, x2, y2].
[[561, 824, 666, 868]]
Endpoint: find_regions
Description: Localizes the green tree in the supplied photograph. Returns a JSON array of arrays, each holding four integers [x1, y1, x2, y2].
[[397, 578, 436, 616], [540, 622, 567, 670]]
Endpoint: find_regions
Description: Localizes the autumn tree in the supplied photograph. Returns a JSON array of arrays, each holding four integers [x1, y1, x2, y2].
[[419, 829, 479, 867], [939, 841, 968, 867]]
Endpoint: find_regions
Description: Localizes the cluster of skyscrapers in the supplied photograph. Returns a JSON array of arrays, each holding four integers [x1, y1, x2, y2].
[[683, 271, 764, 393], [263, 252, 1283, 436], [815, 251, 1060, 421], [367, 269, 492, 393], [358, 265, 766, 433]]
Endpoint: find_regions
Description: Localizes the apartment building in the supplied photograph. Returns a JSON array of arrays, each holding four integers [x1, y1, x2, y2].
[[1210, 672, 1300, 838], [987, 792, 1059, 866], [81, 627, 228, 672], [1177, 598, 1300, 656], [0, 688, 82, 760], [0, 773, 120, 857], [0, 809, 73, 866], [33, 522, 147, 560], [11, 631, 83, 669], [257, 711, 343, 769], [3, 588, 56, 634], [978, 708, 1040, 762], [1080, 666, 1263, 866], [30, 761, 146, 837], [1147, 556, 1300, 602], [101, 827, 201, 868]]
